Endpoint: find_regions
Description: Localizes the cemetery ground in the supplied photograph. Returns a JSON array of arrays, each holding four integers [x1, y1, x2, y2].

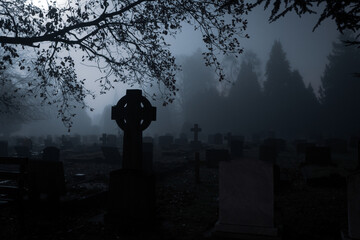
[[0, 146, 353, 240]]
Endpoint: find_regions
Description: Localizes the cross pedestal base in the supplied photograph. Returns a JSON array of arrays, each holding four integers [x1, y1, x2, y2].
[[213, 222, 280, 239], [105, 169, 156, 228]]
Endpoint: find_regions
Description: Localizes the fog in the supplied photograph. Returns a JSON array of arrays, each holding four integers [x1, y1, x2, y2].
[[4, 5, 357, 140]]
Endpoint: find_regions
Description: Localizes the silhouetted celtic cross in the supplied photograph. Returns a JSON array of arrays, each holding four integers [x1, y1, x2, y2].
[[112, 89, 156, 170]]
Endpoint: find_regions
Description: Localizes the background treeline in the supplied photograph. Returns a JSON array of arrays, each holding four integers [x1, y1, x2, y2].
[[152, 32, 360, 140]]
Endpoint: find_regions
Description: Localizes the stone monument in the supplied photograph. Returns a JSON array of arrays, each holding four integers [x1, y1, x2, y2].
[[106, 89, 156, 227]]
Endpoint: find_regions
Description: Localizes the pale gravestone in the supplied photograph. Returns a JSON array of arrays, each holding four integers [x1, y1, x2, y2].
[[214, 159, 278, 238], [346, 172, 360, 239], [106, 89, 156, 226]]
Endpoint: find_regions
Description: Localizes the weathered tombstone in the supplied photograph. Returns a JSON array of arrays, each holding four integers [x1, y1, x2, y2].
[[158, 135, 173, 149], [344, 171, 360, 239], [224, 132, 232, 147], [230, 139, 243, 158], [107, 134, 117, 147], [305, 146, 332, 166], [70, 135, 81, 147], [263, 138, 286, 152], [143, 136, 154, 143], [259, 145, 277, 164], [349, 136, 359, 149], [61, 135, 73, 149], [325, 138, 348, 154], [206, 149, 229, 168], [213, 159, 278, 237], [14, 146, 30, 158], [43, 146, 60, 161], [195, 152, 200, 183], [106, 89, 156, 226], [295, 140, 315, 155], [28, 147, 66, 202], [251, 133, 261, 146], [0, 141, 8, 157], [101, 146, 122, 164], [268, 130, 276, 139], [214, 133, 223, 145], [208, 134, 215, 144], [190, 124, 202, 151], [100, 133, 107, 146], [174, 137, 188, 146], [44, 135, 54, 147]]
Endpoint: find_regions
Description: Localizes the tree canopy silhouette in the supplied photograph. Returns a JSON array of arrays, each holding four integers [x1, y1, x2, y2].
[[0, 0, 249, 103], [230, 0, 360, 46]]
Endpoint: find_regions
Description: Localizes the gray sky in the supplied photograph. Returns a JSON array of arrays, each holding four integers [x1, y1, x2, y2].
[[78, 6, 339, 122]]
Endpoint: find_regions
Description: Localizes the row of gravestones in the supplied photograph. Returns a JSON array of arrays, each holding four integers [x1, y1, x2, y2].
[[0, 146, 66, 202], [207, 144, 360, 239], [70, 89, 360, 239]]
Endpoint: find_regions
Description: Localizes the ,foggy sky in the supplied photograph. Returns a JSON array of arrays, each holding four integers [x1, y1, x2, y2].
[[80, 6, 339, 122], [18, 5, 340, 135]]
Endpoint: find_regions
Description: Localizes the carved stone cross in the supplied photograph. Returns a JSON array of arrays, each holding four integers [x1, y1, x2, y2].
[[111, 89, 156, 170], [191, 124, 201, 142]]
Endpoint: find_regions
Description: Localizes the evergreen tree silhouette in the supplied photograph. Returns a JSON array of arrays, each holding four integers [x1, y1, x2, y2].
[[319, 32, 360, 137], [228, 51, 262, 135]]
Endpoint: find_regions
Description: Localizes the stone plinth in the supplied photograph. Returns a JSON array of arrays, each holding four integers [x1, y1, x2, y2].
[[106, 169, 156, 226]]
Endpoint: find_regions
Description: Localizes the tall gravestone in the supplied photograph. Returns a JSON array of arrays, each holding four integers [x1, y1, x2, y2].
[[106, 89, 156, 227]]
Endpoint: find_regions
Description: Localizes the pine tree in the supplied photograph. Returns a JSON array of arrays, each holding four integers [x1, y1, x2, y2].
[[263, 41, 318, 138], [320, 32, 360, 136], [228, 51, 262, 135]]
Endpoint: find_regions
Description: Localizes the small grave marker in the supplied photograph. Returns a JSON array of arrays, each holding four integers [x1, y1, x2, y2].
[[190, 124, 202, 151], [0, 141, 8, 157], [305, 146, 332, 166], [191, 124, 201, 142]]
